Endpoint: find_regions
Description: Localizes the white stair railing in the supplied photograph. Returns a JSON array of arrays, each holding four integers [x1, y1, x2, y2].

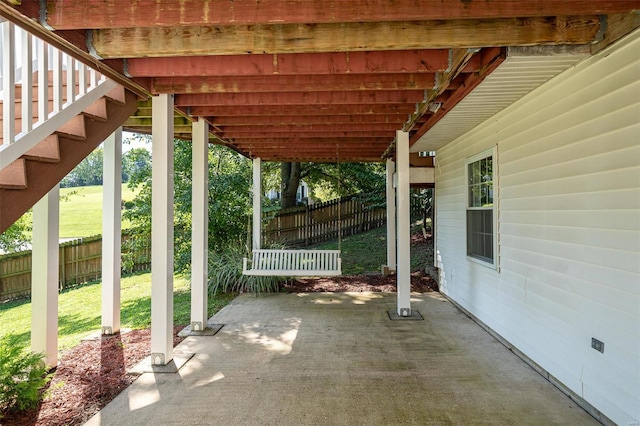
[[0, 18, 118, 170]]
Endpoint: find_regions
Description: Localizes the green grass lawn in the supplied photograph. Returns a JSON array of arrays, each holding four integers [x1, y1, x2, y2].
[[0, 272, 235, 352], [311, 224, 431, 275], [59, 184, 138, 238], [313, 226, 387, 275]]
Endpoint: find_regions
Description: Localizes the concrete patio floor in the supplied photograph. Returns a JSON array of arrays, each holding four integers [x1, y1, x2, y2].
[[86, 292, 598, 425]]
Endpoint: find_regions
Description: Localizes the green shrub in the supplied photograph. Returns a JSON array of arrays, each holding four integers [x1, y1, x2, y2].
[[0, 336, 51, 416], [208, 242, 287, 295]]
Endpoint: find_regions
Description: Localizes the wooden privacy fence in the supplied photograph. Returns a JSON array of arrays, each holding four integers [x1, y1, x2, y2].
[[263, 195, 387, 247], [0, 232, 151, 302]]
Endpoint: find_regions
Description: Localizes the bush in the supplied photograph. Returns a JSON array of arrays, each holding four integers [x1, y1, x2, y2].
[[0, 336, 51, 416], [208, 242, 287, 295]]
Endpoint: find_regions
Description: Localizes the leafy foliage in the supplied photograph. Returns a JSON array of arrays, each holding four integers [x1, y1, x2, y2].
[[124, 138, 253, 272], [0, 216, 30, 253], [0, 336, 51, 416], [60, 145, 152, 188], [122, 148, 152, 183], [264, 161, 386, 206], [208, 241, 287, 295], [61, 148, 104, 187]]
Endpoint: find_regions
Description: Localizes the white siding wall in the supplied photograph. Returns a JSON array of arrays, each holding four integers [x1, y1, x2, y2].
[[435, 30, 640, 425]]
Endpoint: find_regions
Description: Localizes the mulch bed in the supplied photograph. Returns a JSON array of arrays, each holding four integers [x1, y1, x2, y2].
[[2, 231, 437, 426], [1, 326, 185, 426], [284, 271, 438, 293]]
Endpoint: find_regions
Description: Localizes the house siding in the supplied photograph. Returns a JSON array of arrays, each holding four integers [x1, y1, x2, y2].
[[434, 29, 640, 425]]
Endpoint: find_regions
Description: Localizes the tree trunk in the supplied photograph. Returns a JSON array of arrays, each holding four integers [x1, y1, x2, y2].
[[281, 162, 301, 209]]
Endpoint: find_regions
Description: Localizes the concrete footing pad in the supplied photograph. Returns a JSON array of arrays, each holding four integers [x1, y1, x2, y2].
[[81, 328, 132, 341], [387, 309, 423, 320], [178, 323, 224, 337], [128, 350, 194, 375]]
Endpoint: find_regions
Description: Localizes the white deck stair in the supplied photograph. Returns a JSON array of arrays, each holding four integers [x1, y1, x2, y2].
[[0, 20, 138, 233]]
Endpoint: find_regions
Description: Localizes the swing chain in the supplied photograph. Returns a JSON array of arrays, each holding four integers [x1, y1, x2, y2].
[[337, 142, 342, 253]]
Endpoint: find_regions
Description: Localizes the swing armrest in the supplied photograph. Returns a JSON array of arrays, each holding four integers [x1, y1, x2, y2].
[[242, 256, 249, 274]]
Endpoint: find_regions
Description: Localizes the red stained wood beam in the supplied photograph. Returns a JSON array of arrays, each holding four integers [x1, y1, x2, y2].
[[236, 143, 391, 148], [192, 104, 416, 117], [232, 137, 391, 146], [236, 146, 391, 153], [223, 123, 400, 133], [240, 152, 388, 162], [152, 73, 437, 94], [253, 154, 383, 162], [91, 17, 602, 58], [43, 1, 640, 29], [211, 114, 410, 127], [174, 90, 424, 107], [226, 130, 396, 139], [126, 50, 454, 77]]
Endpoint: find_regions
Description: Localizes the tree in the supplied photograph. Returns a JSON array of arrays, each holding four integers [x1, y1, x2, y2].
[[0, 216, 30, 253], [274, 161, 386, 207], [61, 148, 104, 187], [124, 138, 252, 272], [122, 148, 151, 183], [280, 162, 301, 209]]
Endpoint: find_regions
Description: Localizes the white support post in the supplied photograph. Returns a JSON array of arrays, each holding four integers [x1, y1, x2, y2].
[[396, 131, 411, 317], [252, 158, 262, 250], [31, 185, 60, 367], [151, 94, 175, 365], [191, 118, 209, 332], [385, 158, 397, 273], [101, 128, 122, 335]]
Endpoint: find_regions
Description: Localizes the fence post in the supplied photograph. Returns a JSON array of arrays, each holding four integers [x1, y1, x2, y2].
[[305, 206, 310, 247], [59, 243, 66, 287]]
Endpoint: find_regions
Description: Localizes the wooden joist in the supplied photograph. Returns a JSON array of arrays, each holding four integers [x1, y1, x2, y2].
[[90, 17, 602, 58], [43, 0, 640, 29]]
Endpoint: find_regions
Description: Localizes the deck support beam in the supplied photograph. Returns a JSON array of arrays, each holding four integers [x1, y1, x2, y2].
[[31, 185, 59, 367], [151, 93, 175, 365], [252, 158, 262, 250], [396, 131, 411, 317], [101, 128, 122, 335], [385, 158, 396, 273], [190, 118, 209, 332]]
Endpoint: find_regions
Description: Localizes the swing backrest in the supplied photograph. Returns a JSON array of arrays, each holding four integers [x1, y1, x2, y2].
[[243, 249, 342, 276]]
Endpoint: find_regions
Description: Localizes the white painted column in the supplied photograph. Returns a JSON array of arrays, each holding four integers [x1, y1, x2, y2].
[[385, 158, 396, 272], [252, 158, 262, 250], [396, 131, 411, 316], [31, 185, 59, 367], [102, 128, 123, 335], [191, 118, 209, 331], [151, 94, 175, 365]]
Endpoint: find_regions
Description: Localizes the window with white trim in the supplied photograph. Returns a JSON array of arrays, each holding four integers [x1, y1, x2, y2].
[[466, 147, 497, 267]]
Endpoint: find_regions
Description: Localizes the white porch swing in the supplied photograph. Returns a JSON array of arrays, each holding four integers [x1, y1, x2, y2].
[[242, 156, 343, 277]]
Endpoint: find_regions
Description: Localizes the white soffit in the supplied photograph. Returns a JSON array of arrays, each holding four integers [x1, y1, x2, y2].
[[411, 46, 590, 153]]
